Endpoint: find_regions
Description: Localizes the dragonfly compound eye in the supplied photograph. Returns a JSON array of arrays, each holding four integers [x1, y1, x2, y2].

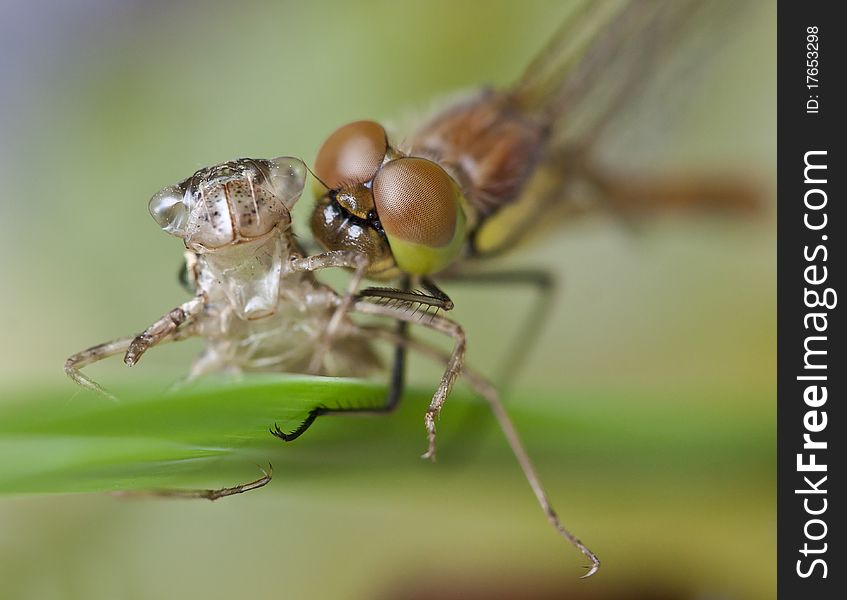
[[372, 157, 466, 275], [314, 120, 388, 189]]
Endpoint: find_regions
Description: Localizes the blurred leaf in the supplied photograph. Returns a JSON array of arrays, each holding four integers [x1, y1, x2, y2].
[[0, 375, 773, 496], [0, 375, 384, 494]]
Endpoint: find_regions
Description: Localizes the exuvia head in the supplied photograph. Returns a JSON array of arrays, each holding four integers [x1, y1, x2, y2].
[[149, 157, 307, 252], [148, 157, 306, 320]]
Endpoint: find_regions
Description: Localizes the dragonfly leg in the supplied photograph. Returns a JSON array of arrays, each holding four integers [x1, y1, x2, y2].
[[352, 300, 466, 462], [270, 318, 409, 442], [439, 268, 555, 391], [431, 268, 558, 458], [113, 464, 273, 502], [358, 278, 453, 311], [363, 324, 601, 577]]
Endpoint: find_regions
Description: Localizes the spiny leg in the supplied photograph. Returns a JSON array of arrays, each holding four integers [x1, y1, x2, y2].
[[290, 251, 450, 374], [113, 464, 273, 502], [271, 275, 416, 442], [359, 277, 453, 311], [363, 324, 600, 577], [434, 268, 558, 459], [271, 312, 410, 442], [352, 299, 466, 462]]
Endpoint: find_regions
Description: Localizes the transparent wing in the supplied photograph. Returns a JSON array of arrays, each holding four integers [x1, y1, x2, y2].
[[469, 0, 760, 257], [509, 0, 745, 148]]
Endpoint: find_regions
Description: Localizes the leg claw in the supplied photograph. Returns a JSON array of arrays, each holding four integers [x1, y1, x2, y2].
[[270, 423, 296, 442]]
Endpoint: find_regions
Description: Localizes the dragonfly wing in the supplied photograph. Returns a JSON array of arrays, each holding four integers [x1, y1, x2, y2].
[[470, 0, 759, 258], [509, 0, 743, 148]]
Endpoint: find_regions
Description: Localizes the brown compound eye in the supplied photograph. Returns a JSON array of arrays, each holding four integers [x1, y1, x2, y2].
[[372, 157, 466, 275], [314, 120, 388, 189]]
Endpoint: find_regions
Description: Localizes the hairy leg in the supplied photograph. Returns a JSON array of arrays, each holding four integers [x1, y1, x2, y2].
[[292, 250, 452, 374], [352, 299, 466, 462], [270, 318, 409, 442]]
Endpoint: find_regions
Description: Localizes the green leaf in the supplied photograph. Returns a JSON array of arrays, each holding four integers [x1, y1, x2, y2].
[[0, 375, 385, 494], [0, 376, 774, 497]]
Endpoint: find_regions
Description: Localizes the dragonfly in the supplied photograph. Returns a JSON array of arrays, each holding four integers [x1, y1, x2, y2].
[[310, 0, 756, 280], [306, 0, 757, 459], [64, 156, 601, 575], [64, 0, 758, 579]]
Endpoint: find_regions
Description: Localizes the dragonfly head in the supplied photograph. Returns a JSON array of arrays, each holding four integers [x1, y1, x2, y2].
[[148, 157, 307, 253], [311, 121, 467, 276]]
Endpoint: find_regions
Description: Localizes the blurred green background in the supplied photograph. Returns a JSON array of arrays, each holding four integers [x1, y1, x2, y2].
[[0, 1, 774, 599]]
